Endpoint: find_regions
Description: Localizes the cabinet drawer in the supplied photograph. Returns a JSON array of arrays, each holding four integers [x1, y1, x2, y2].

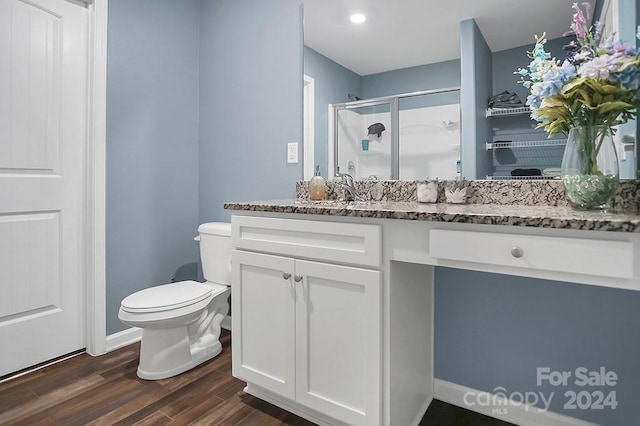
[[232, 216, 381, 267], [429, 229, 633, 279]]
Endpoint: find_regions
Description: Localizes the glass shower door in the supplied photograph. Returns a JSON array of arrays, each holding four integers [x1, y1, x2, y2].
[[335, 102, 392, 180]]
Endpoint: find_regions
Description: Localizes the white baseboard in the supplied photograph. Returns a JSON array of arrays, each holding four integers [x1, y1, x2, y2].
[[105, 327, 142, 352], [434, 379, 600, 426], [245, 383, 349, 426]]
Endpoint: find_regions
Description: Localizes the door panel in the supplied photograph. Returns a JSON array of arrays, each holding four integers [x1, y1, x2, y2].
[[232, 250, 296, 399], [0, 0, 60, 173], [0, 213, 60, 318], [0, 0, 86, 376], [295, 260, 381, 426]]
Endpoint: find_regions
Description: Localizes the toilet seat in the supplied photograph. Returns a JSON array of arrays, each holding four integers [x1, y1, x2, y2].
[[121, 280, 213, 313]]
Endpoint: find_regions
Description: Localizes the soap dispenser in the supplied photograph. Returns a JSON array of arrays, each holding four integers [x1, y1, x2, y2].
[[309, 165, 326, 201]]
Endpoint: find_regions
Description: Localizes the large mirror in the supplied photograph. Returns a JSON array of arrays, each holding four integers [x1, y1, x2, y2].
[[303, 0, 638, 181]]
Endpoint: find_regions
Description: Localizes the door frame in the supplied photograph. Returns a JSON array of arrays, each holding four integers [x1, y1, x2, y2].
[[85, 0, 108, 356], [303, 74, 315, 180]]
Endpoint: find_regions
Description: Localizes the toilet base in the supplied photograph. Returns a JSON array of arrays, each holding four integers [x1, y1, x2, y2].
[[136, 325, 224, 380], [134, 290, 229, 380], [137, 336, 222, 380]]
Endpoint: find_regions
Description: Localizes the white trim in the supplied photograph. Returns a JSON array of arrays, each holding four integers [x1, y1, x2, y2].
[[84, 0, 108, 356], [303, 74, 315, 180], [434, 379, 600, 426], [245, 384, 350, 426], [106, 327, 143, 352], [66, 0, 93, 7], [327, 104, 335, 179], [599, 0, 618, 38]]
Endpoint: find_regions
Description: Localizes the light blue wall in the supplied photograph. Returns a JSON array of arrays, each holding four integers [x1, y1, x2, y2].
[[303, 47, 361, 178], [460, 19, 492, 179], [362, 60, 460, 101], [106, 0, 303, 334], [199, 0, 303, 223], [106, 0, 201, 334], [364, 61, 461, 112], [435, 267, 640, 424], [105, 4, 640, 423], [617, 0, 638, 58]]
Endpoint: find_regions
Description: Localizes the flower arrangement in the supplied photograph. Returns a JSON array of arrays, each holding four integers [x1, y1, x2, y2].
[[516, 2, 640, 137]]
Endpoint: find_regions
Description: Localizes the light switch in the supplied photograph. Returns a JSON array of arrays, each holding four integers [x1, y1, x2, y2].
[[287, 142, 298, 164]]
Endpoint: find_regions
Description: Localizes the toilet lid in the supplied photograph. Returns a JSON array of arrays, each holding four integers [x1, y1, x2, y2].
[[121, 280, 213, 313]]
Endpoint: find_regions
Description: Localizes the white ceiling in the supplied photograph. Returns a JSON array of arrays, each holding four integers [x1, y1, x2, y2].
[[304, 0, 596, 76]]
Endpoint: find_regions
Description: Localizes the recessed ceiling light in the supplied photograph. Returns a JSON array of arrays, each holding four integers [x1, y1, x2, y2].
[[350, 13, 366, 24]]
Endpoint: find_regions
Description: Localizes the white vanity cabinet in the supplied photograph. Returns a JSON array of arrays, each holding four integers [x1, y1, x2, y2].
[[231, 216, 382, 426], [227, 201, 640, 426]]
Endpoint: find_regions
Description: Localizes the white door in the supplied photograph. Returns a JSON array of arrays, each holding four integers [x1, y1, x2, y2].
[[231, 250, 296, 399], [295, 260, 381, 426], [0, 0, 87, 376]]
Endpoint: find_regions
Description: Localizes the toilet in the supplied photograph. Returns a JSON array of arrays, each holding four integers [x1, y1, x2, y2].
[[118, 222, 232, 380]]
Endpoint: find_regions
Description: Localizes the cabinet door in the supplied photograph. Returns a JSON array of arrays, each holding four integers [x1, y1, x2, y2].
[[294, 260, 381, 426], [232, 250, 296, 399]]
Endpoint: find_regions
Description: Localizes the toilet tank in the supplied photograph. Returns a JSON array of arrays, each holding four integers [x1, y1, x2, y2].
[[197, 222, 232, 285]]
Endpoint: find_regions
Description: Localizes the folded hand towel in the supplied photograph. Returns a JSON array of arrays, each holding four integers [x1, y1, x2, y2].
[[511, 168, 542, 177]]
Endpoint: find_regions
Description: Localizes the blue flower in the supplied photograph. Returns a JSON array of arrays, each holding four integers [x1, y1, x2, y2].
[[610, 66, 640, 90], [516, 5, 640, 137], [526, 93, 541, 110], [538, 79, 562, 98], [535, 62, 578, 98]]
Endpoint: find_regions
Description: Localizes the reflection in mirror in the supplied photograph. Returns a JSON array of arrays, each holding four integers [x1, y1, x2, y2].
[[302, 0, 465, 181], [398, 91, 460, 180], [334, 101, 392, 180], [304, 0, 638, 181], [330, 89, 461, 180]]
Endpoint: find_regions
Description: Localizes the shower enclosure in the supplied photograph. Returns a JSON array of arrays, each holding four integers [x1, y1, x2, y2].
[[329, 88, 461, 180]]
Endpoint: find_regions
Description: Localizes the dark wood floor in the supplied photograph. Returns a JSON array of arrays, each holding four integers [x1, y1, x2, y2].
[[0, 331, 513, 425], [419, 400, 514, 426]]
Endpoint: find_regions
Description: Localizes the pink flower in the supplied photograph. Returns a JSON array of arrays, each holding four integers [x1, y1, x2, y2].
[[572, 4, 586, 38], [612, 41, 636, 55]]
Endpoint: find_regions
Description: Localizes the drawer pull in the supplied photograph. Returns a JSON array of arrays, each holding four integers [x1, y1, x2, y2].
[[511, 246, 524, 258], [294, 274, 303, 283], [282, 272, 291, 280]]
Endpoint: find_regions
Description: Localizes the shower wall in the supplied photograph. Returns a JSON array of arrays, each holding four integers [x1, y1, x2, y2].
[[337, 109, 391, 180], [399, 103, 460, 180], [336, 103, 460, 181]]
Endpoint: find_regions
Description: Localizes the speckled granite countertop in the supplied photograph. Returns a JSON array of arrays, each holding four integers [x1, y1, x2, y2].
[[224, 199, 640, 233], [225, 179, 640, 232]]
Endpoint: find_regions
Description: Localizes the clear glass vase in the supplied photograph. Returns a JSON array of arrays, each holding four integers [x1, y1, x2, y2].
[[560, 126, 619, 210]]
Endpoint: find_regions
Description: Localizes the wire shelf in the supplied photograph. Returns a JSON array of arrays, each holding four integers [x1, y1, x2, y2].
[[485, 175, 561, 180], [486, 139, 567, 150], [486, 107, 530, 117]]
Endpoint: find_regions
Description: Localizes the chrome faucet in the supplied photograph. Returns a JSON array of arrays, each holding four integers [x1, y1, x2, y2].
[[335, 169, 364, 201]]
